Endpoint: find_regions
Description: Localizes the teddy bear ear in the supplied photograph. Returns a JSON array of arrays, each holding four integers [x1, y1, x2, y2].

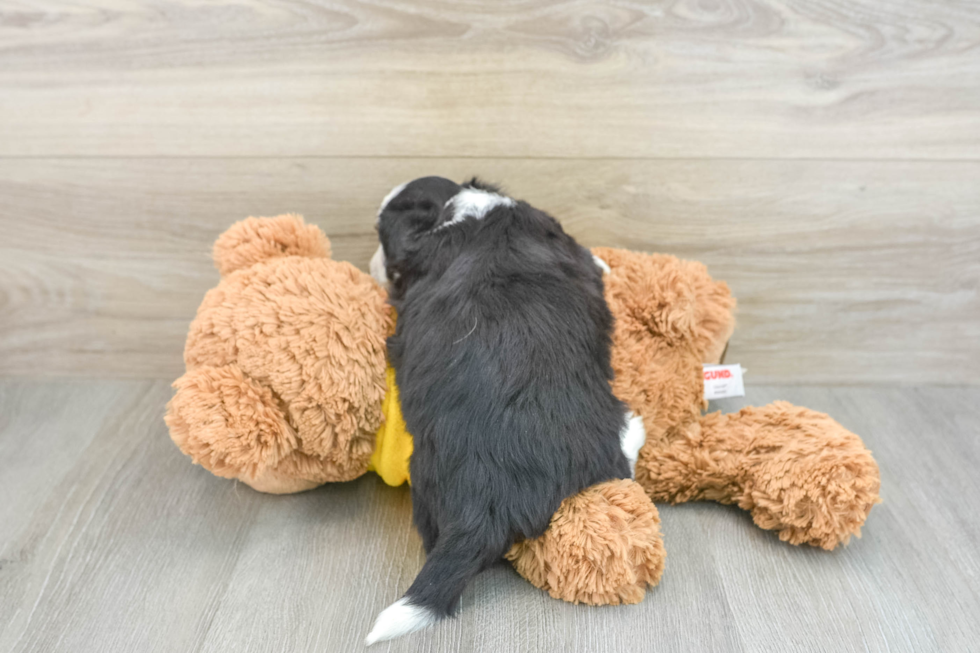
[[212, 214, 331, 276]]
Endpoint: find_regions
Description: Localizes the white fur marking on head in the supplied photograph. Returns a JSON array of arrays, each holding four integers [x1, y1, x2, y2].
[[365, 597, 438, 645], [369, 245, 388, 286], [436, 188, 515, 230], [377, 181, 409, 222], [620, 412, 646, 479], [593, 255, 611, 275]]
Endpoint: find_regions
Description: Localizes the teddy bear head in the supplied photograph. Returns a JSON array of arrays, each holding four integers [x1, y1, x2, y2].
[[165, 215, 393, 493]]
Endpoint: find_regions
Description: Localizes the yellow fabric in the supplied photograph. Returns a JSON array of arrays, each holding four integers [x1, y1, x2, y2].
[[367, 365, 413, 486]]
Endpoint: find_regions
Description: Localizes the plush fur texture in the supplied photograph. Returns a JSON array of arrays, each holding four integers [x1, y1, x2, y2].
[[648, 403, 881, 549], [373, 177, 634, 636], [212, 213, 331, 276], [505, 478, 665, 605], [166, 215, 392, 493]]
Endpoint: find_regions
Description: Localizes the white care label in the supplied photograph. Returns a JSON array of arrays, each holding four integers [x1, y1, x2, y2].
[[703, 364, 745, 400]]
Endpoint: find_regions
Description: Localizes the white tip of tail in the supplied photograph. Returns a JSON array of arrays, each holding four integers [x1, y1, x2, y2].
[[365, 597, 437, 645], [620, 412, 647, 478]]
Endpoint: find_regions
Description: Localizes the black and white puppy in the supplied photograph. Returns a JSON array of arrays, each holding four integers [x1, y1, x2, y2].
[[366, 177, 645, 644]]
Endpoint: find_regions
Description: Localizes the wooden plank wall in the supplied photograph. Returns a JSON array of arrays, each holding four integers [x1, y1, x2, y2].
[[1, 0, 978, 383]]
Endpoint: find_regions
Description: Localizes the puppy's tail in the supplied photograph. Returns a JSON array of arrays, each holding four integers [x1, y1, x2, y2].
[[365, 530, 501, 645]]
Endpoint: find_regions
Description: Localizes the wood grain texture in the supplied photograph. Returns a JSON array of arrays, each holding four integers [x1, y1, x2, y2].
[[1, 381, 978, 652], [1, 157, 977, 382], [1, 0, 980, 158]]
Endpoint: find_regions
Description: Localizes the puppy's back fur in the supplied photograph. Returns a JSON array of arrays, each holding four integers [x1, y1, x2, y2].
[[367, 178, 634, 644]]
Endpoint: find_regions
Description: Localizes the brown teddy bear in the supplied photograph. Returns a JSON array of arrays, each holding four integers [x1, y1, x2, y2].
[[165, 215, 880, 607]]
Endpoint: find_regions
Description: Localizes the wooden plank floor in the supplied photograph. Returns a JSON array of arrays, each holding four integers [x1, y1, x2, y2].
[[1, 381, 977, 653]]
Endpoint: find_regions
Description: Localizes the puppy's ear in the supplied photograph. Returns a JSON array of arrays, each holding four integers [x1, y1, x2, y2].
[[378, 177, 461, 295], [377, 181, 457, 296], [378, 196, 438, 262]]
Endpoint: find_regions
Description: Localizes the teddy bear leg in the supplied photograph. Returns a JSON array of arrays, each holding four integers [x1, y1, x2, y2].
[[165, 364, 320, 494], [723, 403, 881, 549], [640, 403, 881, 550], [506, 479, 665, 606]]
